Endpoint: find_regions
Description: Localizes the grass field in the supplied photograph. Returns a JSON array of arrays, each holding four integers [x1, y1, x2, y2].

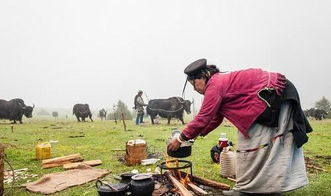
[[1, 118, 330, 196]]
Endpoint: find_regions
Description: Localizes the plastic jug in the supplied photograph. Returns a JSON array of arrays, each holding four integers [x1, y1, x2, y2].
[[219, 133, 236, 177], [220, 146, 236, 178], [36, 142, 51, 160]]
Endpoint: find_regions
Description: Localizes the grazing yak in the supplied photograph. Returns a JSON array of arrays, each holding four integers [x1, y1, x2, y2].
[[304, 108, 328, 120], [73, 104, 93, 122], [0, 98, 34, 123], [146, 97, 191, 125], [99, 108, 107, 120]]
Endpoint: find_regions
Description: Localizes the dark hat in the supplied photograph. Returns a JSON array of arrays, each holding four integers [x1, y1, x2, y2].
[[184, 58, 207, 76]]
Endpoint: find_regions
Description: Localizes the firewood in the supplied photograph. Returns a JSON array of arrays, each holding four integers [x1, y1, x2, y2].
[[63, 160, 102, 170], [165, 171, 193, 196], [41, 154, 83, 169], [187, 182, 208, 195], [42, 161, 78, 169], [180, 171, 230, 190], [42, 154, 82, 165]]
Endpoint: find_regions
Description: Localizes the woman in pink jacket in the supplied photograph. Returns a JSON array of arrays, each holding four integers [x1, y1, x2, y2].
[[168, 59, 312, 196]]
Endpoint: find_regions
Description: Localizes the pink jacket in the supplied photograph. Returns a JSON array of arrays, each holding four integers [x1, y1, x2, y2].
[[182, 68, 286, 139]]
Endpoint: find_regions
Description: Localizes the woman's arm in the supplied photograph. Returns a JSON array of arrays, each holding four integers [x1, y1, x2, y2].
[[182, 83, 224, 139]]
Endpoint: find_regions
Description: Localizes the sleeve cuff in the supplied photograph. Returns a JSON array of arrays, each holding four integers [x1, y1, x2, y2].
[[180, 132, 190, 141]]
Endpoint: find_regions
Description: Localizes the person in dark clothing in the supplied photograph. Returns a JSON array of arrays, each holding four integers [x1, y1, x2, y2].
[[134, 90, 147, 125]]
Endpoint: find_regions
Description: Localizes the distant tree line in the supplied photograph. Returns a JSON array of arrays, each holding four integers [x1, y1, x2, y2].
[[107, 100, 133, 120], [305, 96, 331, 119], [314, 96, 331, 118]]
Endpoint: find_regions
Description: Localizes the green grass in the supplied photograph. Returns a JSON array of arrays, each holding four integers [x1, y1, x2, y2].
[[1, 118, 330, 195]]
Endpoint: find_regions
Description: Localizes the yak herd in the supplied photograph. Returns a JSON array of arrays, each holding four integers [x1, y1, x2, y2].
[[0, 97, 328, 124], [0, 97, 192, 124]]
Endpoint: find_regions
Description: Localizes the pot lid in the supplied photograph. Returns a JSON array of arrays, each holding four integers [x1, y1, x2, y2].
[[120, 172, 136, 178], [131, 173, 152, 181]]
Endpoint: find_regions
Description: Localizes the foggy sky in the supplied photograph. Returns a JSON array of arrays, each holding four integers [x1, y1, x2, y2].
[[1, 0, 330, 112]]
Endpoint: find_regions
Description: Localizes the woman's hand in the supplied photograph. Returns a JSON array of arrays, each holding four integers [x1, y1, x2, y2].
[[167, 136, 182, 152]]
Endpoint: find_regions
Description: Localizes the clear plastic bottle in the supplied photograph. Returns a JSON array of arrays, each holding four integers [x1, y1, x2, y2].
[[219, 133, 228, 148]]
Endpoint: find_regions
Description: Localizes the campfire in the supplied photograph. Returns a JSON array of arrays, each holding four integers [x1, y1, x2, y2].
[[152, 157, 230, 196]]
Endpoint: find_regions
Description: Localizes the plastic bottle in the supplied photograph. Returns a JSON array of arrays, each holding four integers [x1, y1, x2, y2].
[[219, 133, 236, 178], [219, 133, 228, 148]]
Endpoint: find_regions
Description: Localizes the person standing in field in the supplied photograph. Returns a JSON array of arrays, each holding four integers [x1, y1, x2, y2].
[[134, 90, 148, 125], [168, 59, 312, 196]]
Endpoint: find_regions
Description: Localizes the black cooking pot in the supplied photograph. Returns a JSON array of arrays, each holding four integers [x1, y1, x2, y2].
[[120, 172, 136, 183], [130, 174, 154, 196], [167, 146, 192, 158], [96, 180, 129, 196]]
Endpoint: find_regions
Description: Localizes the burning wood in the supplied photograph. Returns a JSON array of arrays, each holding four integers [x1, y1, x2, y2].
[[187, 183, 208, 195], [165, 171, 192, 196], [152, 157, 231, 195]]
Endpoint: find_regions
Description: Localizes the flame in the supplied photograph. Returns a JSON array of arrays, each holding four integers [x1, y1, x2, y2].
[[179, 170, 191, 186], [164, 155, 191, 187]]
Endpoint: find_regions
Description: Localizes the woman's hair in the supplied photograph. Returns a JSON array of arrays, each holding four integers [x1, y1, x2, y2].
[[187, 65, 220, 81]]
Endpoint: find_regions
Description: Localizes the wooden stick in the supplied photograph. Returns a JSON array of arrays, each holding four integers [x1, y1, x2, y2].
[[42, 159, 83, 169], [165, 172, 192, 196], [187, 182, 208, 195], [121, 113, 127, 131], [227, 177, 236, 182], [0, 144, 4, 196], [306, 164, 326, 172], [180, 171, 230, 190], [63, 160, 102, 170], [42, 153, 82, 165]]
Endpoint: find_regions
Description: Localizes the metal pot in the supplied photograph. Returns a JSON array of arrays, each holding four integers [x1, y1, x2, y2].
[[167, 145, 192, 158], [120, 172, 136, 183], [167, 129, 194, 158], [96, 180, 129, 196], [130, 174, 154, 196]]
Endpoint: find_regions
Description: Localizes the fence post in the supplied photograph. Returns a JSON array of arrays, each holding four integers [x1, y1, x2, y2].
[[121, 113, 127, 131]]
